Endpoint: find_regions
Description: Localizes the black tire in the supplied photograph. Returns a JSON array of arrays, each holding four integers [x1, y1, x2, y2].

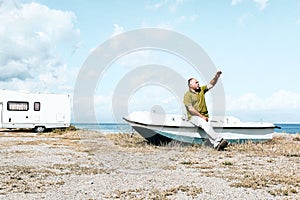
[[35, 126, 46, 133]]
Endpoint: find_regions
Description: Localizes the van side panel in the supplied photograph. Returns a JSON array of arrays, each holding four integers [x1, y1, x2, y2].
[[0, 90, 71, 129]]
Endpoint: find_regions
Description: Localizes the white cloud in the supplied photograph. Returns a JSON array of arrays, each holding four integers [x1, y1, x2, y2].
[[146, 0, 185, 13], [231, 0, 269, 11], [145, 0, 168, 10], [225, 90, 300, 122], [231, 0, 243, 6], [237, 13, 253, 27], [112, 24, 125, 37], [253, 0, 268, 10], [227, 90, 300, 111], [168, 0, 185, 13], [0, 1, 79, 92], [175, 14, 198, 23]]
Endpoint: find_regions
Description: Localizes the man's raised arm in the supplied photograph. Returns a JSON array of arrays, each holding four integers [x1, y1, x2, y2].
[[207, 71, 222, 90]]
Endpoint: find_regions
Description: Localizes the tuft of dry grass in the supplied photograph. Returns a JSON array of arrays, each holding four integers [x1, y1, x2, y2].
[[164, 133, 300, 198], [0, 163, 109, 195], [106, 185, 203, 199], [105, 133, 148, 148], [104, 133, 161, 154], [228, 134, 300, 157], [268, 186, 298, 196], [51, 125, 77, 134]]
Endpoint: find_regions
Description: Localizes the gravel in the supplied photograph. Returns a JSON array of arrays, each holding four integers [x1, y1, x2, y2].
[[0, 130, 298, 199]]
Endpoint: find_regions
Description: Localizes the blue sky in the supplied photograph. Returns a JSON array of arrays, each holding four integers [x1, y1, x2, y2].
[[1, 0, 300, 122]]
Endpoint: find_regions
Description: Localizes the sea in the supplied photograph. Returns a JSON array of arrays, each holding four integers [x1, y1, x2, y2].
[[73, 123, 134, 134], [73, 123, 300, 134]]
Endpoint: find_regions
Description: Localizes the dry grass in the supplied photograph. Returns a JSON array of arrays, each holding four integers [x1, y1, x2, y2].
[[0, 163, 109, 195], [228, 134, 300, 157], [0, 165, 65, 194], [0, 129, 109, 195], [224, 135, 300, 196], [105, 133, 148, 148], [104, 133, 161, 153], [1, 129, 299, 198], [106, 185, 203, 199], [51, 125, 76, 133], [93, 132, 300, 198], [108, 133, 300, 198], [175, 134, 299, 197]]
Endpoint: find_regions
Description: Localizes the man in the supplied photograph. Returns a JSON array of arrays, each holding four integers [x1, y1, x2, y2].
[[183, 71, 228, 150]]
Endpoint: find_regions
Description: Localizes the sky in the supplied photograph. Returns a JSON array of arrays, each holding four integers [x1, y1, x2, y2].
[[1, 0, 300, 123]]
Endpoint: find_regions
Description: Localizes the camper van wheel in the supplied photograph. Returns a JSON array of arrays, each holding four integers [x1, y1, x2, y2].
[[35, 126, 45, 133]]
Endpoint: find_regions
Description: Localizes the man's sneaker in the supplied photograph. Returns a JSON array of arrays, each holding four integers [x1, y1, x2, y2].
[[215, 139, 228, 151]]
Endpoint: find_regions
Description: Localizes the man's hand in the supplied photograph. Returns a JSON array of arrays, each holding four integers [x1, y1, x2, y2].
[[188, 106, 201, 117], [187, 106, 209, 122], [202, 116, 209, 122], [216, 71, 222, 78]]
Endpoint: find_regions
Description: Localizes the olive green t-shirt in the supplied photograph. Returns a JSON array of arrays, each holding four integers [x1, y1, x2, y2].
[[183, 85, 209, 120]]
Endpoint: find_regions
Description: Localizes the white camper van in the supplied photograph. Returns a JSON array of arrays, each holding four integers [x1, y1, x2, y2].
[[0, 90, 71, 132]]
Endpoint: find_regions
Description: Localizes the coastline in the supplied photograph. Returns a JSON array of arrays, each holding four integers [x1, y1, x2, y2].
[[0, 129, 299, 199]]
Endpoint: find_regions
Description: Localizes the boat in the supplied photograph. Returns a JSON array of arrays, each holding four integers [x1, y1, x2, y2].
[[123, 111, 279, 145]]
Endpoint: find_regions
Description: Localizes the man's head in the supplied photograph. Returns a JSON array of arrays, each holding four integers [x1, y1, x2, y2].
[[188, 78, 200, 92]]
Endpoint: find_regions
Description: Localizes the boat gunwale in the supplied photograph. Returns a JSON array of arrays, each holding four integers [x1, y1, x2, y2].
[[123, 117, 277, 130]]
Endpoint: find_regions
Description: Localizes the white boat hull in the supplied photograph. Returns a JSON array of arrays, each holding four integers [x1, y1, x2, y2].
[[123, 112, 278, 145]]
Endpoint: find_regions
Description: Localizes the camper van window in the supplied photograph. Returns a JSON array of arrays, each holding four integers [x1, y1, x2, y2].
[[7, 101, 29, 111], [34, 102, 40, 111]]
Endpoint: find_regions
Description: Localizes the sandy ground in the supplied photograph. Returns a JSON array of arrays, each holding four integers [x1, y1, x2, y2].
[[0, 129, 299, 200]]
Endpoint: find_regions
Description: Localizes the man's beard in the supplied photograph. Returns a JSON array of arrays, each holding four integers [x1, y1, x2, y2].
[[195, 88, 201, 92]]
